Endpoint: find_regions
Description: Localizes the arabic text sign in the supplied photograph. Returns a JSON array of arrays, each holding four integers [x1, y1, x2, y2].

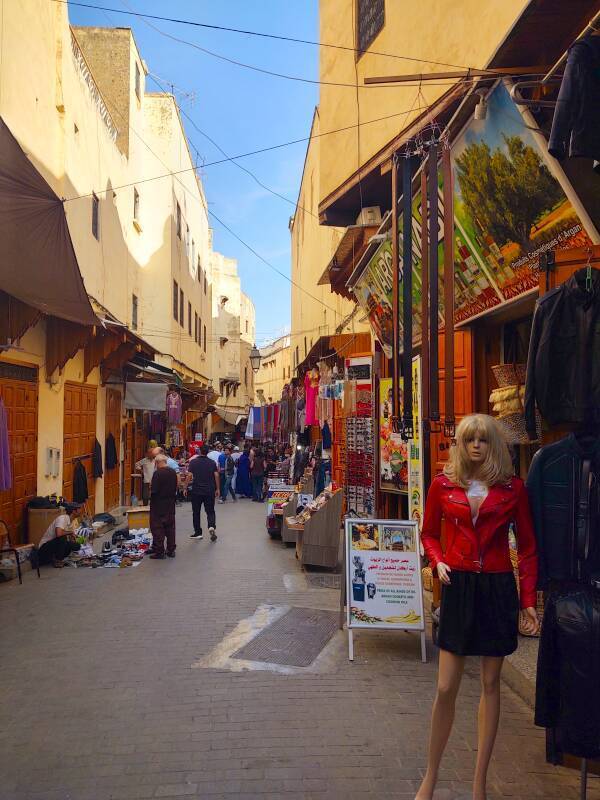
[[346, 519, 424, 630]]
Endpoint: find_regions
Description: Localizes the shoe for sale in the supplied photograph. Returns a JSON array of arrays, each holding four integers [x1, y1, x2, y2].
[[166, 551, 176, 558], [149, 552, 165, 559], [190, 531, 203, 540], [209, 527, 217, 542]]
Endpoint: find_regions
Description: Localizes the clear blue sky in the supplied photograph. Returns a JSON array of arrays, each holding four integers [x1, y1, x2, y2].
[[68, 0, 319, 345]]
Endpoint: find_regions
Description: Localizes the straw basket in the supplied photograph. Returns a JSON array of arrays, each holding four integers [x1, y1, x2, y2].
[[492, 363, 527, 388], [422, 566, 433, 592], [498, 411, 542, 445]]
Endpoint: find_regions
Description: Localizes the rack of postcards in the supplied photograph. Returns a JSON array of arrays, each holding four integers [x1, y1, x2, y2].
[[343, 356, 375, 518]]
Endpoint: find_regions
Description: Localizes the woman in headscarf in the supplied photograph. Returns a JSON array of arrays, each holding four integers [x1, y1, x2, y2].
[[236, 444, 253, 499]]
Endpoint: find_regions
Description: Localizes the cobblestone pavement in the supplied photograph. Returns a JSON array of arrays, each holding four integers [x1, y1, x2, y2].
[[1, 499, 597, 800]]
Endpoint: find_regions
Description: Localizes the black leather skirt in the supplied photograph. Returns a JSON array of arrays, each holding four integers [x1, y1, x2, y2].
[[437, 570, 519, 657]]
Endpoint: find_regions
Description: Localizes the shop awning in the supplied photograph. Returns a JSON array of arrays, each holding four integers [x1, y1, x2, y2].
[[296, 332, 372, 376], [317, 224, 380, 299], [124, 382, 168, 411], [0, 117, 98, 326], [214, 408, 246, 426]]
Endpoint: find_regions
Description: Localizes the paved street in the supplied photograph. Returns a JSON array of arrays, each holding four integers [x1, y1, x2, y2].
[[1, 500, 596, 800]]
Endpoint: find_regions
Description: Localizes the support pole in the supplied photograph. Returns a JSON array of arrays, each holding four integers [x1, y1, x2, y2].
[[428, 144, 440, 422], [420, 171, 431, 493], [402, 156, 414, 438], [442, 145, 455, 438], [391, 153, 401, 425]]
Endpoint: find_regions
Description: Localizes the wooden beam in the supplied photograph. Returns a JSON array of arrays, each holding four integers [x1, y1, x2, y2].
[[391, 154, 400, 422], [442, 145, 455, 434], [364, 66, 549, 85]]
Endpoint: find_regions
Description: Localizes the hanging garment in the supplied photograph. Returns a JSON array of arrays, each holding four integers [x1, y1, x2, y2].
[[166, 391, 183, 425], [105, 433, 118, 470], [535, 585, 600, 759], [72, 460, 89, 503], [92, 439, 103, 479], [525, 269, 600, 437], [322, 421, 332, 450], [548, 34, 600, 164], [304, 369, 319, 426], [0, 398, 12, 491], [526, 433, 600, 589]]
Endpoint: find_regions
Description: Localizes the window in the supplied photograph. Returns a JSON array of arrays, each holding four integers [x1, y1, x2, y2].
[[173, 280, 178, 322], [288, 366, 291, 378], [203, 274, 207, 294], [133, 188, 140, 221], [357, 0, 385, 55], [245, 320, 248, 334], [135, 61, 141, 100], [132, 294, 138, 330], [295, 346, 299, 367], [176, 202, 182, 238], [244, 366, 248, 386], [197, 255, 202, 285], [179, 289, 184, 329], [304, 337, 307, 357], [92, 193, 99, 240], [203, 324, 206, 352], [186, 224, 190, 259], [233, 384, 237, 398], [188, 301, 192, 336], [194, 312, 198, 343], [191, 239, 196, 268]]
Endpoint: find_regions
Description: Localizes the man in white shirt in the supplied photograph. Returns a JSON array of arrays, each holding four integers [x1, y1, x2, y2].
[[37, 503, 81, 566], [135, 448, 156, 504], [208, 442, 222, 467]]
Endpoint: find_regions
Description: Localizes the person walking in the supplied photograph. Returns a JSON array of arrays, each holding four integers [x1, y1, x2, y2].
[[236, 444, 253, 498], [250, 447, 266, 502], [188, 444, 219, 541], [135, 447, 155, 504], [149, 454, 178, 559], [221, 446, 237, 502]]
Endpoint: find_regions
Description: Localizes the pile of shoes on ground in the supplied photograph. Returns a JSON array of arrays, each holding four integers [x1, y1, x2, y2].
[[63, 528, 152, 569]]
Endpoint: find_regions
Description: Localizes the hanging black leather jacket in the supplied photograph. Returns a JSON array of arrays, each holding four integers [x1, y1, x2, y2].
[[548, 35, 600, 163], [535, 586, 600, 760], [526, 433, 600, 589], [525, 269, 600, 439]]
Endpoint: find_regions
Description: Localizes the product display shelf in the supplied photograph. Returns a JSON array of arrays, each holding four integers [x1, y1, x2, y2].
[[295, 489, 343, 568], [281, 494, 300, 544]]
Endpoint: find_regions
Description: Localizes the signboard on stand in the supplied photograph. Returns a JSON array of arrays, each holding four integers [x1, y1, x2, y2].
[[344, 518, 426, 662]]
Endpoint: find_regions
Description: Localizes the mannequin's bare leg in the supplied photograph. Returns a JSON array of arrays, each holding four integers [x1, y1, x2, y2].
[[415, 650, 465, 800], [473, 656, 504, 800]]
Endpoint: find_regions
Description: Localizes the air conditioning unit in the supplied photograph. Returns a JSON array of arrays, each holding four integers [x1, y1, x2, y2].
[[356, 206, 382, 226]]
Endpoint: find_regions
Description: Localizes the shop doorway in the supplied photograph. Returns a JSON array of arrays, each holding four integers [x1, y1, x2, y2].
[[0, 362, 38, 543], [104, 388, 121, 511], [123, 417, 134, 506], [63, 382, 97, 514]]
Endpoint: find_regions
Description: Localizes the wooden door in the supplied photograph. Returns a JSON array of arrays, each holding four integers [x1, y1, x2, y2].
[[0, 365, 38, 544], [63, 382, 97, 513], [104, 388, 121, 510], [123, 417, 134, 505], [430, 328, 474, 481]]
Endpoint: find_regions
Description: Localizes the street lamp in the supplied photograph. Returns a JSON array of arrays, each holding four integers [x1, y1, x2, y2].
[[249, 344, 261, 373]]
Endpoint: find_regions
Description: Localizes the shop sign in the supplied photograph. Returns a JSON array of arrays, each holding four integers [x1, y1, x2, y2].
[[345, 518, 426, 661], [378, 377, 408, 493], [266, 485, 295, 518], [408, 357, 424, 532], [353, 82, 592, 348]]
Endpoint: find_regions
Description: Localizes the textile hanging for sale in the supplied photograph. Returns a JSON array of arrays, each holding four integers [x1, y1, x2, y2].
[[166, 391, 183, 425], [304, 369, 320, 426]]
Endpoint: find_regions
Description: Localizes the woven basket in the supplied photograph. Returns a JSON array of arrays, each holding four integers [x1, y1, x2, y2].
[[498, 411, 542, 444], [510, 546, 544, 636], [492, 363, 527, 388], [422, 566, 433, 592]]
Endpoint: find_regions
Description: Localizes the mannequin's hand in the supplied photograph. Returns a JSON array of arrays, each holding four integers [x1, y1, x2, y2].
[[437, 562, 451, 585], [520, 607, 540, 635]]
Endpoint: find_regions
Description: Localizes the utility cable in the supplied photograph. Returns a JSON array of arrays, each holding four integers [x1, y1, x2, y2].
[[53, 0, 508, 73]]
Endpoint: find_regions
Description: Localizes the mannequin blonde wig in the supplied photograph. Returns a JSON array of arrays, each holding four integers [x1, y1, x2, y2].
[[443, 413, 513, 488]]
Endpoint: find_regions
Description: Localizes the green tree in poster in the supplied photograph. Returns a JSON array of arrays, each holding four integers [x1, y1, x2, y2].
[[455, 135, 563, 250]]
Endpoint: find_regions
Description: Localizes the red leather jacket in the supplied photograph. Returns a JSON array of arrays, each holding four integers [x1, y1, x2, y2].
[[421, 474, 538, 609]]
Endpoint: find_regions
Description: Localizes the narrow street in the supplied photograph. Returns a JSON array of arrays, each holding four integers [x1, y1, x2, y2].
[[1, 501, 592, 800]]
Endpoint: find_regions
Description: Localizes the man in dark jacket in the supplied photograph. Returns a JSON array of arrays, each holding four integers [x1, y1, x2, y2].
[[149, 454, 178, 559], [188, 445, 219, 541]]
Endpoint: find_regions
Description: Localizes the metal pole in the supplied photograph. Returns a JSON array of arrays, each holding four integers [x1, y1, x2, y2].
[[402, 156, 414, 438], [420, 171, 431, 493], [428, 144, 440, 421], [442, 145, 455, 437], [391, 153, 401, 424]]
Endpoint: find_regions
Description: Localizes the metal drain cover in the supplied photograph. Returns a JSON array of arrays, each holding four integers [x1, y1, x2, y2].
[[232, 607, 339, 667], [305, 573, 342, 590]]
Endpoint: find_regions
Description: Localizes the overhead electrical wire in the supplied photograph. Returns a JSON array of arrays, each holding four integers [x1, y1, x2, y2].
[[53, 0, 506, 73]]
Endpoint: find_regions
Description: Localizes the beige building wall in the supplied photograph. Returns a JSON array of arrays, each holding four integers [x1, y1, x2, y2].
[[290, 109, 369, 373], [255, 336, 291, 404], [318, 0, 530, 206]]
